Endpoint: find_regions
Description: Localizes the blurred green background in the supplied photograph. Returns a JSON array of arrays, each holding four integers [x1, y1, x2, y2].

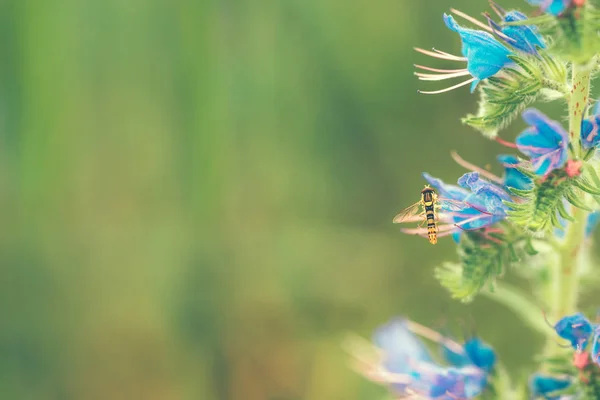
[[0, 0, 592, 399]]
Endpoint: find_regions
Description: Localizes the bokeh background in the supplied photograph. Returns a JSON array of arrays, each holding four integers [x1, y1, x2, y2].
[[1, 0, 597, 399]]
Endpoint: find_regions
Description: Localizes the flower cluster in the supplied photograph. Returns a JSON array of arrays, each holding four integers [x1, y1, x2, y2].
[[351, 0, 600, 398], [346, 319, 496, 399], [529, 312, 600, 399], [415, 3, 546, 94]]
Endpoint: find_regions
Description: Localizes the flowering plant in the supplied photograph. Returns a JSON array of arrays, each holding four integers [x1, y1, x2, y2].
[[347, 1, 600, 398]]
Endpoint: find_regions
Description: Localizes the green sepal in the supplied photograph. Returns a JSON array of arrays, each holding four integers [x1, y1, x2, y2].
[[507, 170, 592, 233], [463, 53, 567, 138]]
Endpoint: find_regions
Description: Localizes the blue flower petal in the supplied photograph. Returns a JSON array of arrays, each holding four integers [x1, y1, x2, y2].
[[464, 338, 496, 373], [516, 109, 569, 176], [529, 373, 572, 397], [586, 211, 600, 238], [581, 116, 600, 149], [458, 172, 511, 214], [501, 11, 546, 54], [554, 313, 593, 350], [373, 319, 432, 374], [422, 172, 469, 201], [443, 14, 511, 82], [497, 154, 533, 190]]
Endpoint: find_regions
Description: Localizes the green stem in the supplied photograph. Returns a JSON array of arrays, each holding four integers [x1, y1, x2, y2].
[[544, 64, 591, 358], [568, 64, 591, 159]]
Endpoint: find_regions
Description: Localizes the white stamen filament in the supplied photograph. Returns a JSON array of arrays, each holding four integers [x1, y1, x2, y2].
[[406, 321, 466, 354], [488, 1, 505, 19], [432, 48, 468, 61], [414, 47, 467, 61], [450, 8, 494, 33], [450, 151, 504, 184], [418, 77, 476, 94], [414, 64, 466, 73], [485, 14, 517, 43], [415, 70, 471, 81]]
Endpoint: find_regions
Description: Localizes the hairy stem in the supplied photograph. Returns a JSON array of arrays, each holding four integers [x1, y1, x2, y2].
[[544, 65, 591, 358], [568, 64, 591, 159]]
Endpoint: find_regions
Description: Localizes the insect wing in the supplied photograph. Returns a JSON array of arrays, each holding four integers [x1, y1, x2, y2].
[[437, 198, 469, 212], [392, 202, 422, 224]]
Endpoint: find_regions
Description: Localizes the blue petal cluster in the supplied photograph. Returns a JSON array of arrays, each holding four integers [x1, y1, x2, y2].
[[497, 154, 533, 190], [581, 102, 600, 149], [516, 109, 569, 176], [423, 171, 510, 242], [554, 312, 594, 349], [527, 0, 572, 16], [372, 319, 495, 399], [489, 10, 546, 54], [443, 14, 512, 92]]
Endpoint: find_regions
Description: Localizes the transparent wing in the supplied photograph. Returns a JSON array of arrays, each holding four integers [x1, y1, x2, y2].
[[392, 202, 423, 223], [436, 198, 469, 212]]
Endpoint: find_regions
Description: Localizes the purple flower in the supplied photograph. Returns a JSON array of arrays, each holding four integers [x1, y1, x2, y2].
[[516, 109, 569, 176]]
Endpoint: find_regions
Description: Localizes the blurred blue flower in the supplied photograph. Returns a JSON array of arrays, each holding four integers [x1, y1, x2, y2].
[[581, 102, 600, 149], [527, 0, 572, 16], [516, 109, 569, 176], [488, 8, 546, 54], [357, 319, 495, 399], [373, 318, 432, 376], [529, 373, 572, 399], [554, 313, 594, 350], [498, 154, 533, 190], [586, 211, 600, 238], [592, 327, 600, 364], [444, 14, 512, 92]]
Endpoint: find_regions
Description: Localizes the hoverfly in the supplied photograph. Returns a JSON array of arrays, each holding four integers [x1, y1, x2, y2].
[[393, 186, 467, 244]]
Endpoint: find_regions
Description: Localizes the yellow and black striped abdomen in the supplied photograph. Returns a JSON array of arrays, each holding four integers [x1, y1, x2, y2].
[[425, 204, 437, 244]]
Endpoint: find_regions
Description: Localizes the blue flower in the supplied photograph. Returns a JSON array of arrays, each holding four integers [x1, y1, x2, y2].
[[581, 102, 600, 149], [419, 172, 509, 243], [516, 109, 569, 176], [554, 312, 594, 350], [463, 338, 496, 373], [443, 14, 512, 92], [414, 14, 512, 95], [352, 318, 495, 399], [488, 8, 546, 54], [373, 318, 432, 376], [527, 0, 572, 16], [497, 154, 533, 190], [529, 373, 572, 399], [586, 211, 600, 238]]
